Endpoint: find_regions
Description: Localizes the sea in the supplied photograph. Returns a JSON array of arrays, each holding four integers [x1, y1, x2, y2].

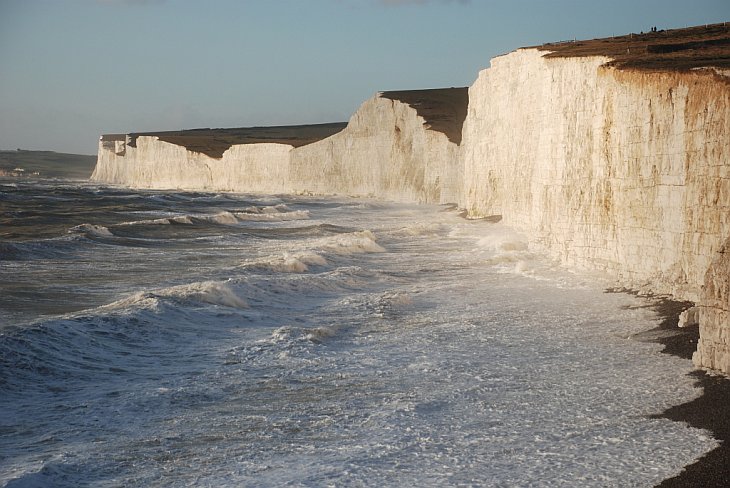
[[0, 176, 718, 487]]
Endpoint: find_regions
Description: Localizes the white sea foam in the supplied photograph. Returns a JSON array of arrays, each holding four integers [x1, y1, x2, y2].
[[234, 209, 310, 221], [115, 215, 194, 226], [241, 251, 328, 273], [269, 323, 342, 344], [394, 222, 446, 236], [0, 191, 716, 488], [69, 223, 114, 237], [206, 211, 240, 225], [313, 229, 385, 255], [230, 204, 310, 221]]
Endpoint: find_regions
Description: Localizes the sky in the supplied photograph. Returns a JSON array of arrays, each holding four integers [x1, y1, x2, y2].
[[1, 0, 728, 155]]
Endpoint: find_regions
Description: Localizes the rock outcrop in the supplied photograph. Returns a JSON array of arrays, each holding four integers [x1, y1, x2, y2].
[[290, 89, 466, 204], [695, 238, 730, 372]]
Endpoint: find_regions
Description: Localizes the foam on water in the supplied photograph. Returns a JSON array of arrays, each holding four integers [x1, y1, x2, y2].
[[312, 230, 386, 255], [115, 215, 195, 226], [241, 252, 328, 274], [68, 223, 114, 238], [0, 180, 719, 487]]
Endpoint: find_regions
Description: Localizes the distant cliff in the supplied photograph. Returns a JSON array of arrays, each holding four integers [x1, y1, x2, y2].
[[92, 88, 467, 204], [92, 23, 730, 373]]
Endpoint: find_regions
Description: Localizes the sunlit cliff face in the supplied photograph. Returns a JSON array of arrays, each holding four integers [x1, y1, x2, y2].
[[460, 49, 730, 372]]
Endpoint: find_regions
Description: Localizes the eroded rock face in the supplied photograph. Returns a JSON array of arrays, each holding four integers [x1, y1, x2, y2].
[[461, 49, 730, 303], [290, 94, 462, 204], [695, 238, 730, 373], [92, 91, 465, 204], [459, 48, 730, 372]]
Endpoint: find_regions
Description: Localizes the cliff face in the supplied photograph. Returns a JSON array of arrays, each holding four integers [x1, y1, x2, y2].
[[291, 93, 462, 203], [93, 137, 294, 193], [462, 49, 730, 301], [697, 237, 730, 372], [92, 90, 465, 204], [460, 48, 730, 372]]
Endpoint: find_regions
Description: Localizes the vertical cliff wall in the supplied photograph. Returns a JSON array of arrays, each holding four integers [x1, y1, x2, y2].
[[92, 89, 466, 204], [291, 91, 463, 203], [93, 136, 294, 193], [460, 48, 730, 372]]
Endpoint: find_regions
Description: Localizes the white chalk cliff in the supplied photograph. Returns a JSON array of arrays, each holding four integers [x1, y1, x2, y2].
[[93, 90, 464, 205], [459, 49, 730, 374], [93, 29, 730, 373]]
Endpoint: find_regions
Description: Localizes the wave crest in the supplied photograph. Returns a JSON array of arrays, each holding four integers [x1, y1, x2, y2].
[[102, 281, 249, 311], [314, 230, 385, 255], [68, 223, 113, 237], [242, 252, 328, 274]]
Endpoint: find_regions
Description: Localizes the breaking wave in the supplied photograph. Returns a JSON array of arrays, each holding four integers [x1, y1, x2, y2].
[[100, 280, 249, 311]]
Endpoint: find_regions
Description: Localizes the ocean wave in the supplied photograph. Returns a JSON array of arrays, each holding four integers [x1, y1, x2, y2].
[[67, 223, 165, 248], [234, 210, 310, 222], [235, 231, 384, 276], [68, 223, 114, 238], [232, 204, 310, 222], [241, 252, 328, 274], [110, 207, 308, 229], [114, 215, 194, 227], [0, 280, 251, 393], [269, 324, 342, 344], [0, 238, 82, 260], [393, 222, 447, 237], [312, 230, 385, 255], [101, 280, 249, 311]]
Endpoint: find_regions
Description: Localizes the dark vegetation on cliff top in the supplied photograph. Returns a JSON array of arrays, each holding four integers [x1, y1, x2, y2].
[[102, 88, 470, 157], [379, 87, 469, 145], [102, 123, 348, 159], [537, 22, 730, 71]]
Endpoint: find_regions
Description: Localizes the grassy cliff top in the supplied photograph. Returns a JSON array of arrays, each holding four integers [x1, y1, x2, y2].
[[535, 22, 730, 71], [102, 122, 348, 159], [379, 87, 469, 145]]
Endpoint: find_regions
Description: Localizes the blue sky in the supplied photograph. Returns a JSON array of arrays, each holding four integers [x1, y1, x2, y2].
[[1, 0, 728, 154]]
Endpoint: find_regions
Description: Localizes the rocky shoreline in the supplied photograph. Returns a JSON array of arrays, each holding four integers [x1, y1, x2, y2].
[[648, 298, 730, 487]]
